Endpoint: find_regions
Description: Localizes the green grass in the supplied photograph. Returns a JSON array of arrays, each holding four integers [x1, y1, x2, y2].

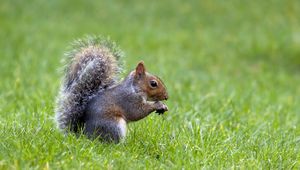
[[1, 0, 300, 169]]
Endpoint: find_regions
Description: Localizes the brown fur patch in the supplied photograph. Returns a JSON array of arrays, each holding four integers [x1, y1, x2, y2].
[[102, 105, 126, 122], [135, 73, 168, 101]]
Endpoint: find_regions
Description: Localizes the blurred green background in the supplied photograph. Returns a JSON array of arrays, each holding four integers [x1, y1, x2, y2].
[[1, 0, 300, 169]]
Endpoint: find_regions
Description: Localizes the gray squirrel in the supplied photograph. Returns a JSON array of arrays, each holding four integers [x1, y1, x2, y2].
[[55, 36, 168, 143]]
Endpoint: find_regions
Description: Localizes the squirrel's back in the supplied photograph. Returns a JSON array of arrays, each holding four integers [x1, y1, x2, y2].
[[55, 36, 124, 133]]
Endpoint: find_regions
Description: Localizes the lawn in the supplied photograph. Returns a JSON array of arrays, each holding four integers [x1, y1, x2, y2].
[[1, 0, 300, 169]]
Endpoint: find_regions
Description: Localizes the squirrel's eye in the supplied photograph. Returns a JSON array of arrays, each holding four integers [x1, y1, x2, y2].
[[150, 80, 158, 88]]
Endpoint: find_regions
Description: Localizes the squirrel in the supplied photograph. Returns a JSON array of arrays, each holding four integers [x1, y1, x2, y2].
[[55, 36, 168, 143]]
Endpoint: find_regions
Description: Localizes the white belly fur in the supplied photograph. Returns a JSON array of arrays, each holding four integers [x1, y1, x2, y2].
[[118, 118, 127, 138]]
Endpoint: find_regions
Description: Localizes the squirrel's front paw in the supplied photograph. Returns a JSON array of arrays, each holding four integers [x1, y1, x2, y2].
[[155, 102, 168, 115]]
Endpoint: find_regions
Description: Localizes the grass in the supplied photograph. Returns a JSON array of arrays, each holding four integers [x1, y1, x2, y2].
[[1, 0, 300, 169]]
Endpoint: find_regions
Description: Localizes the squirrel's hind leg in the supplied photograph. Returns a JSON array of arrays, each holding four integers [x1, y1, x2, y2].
[[84, 118, 126, 143]]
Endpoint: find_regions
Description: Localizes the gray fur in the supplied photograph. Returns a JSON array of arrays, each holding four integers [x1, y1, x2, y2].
[[55, 36, 124, 133], [55, 36, 168, 143], [85, 119, 122, 143], [84, 75, 167, 142]]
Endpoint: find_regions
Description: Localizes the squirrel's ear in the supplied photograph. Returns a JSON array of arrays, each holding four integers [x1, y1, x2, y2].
[[135, 61, 146, 77]]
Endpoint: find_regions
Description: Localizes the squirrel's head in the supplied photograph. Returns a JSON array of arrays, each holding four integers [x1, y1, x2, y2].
[[133, 61, 168, 101]]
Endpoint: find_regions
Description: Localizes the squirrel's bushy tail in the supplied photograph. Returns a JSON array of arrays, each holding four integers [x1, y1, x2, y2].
[[55, 36, 124, 132]]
